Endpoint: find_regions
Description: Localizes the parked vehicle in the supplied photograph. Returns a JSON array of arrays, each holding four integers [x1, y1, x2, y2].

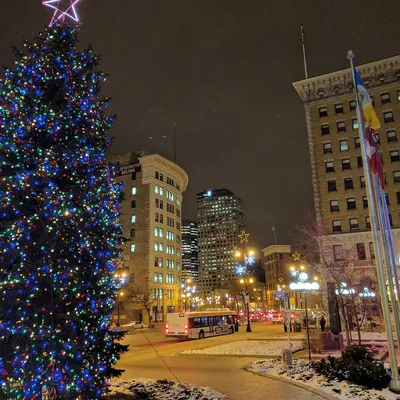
[[123, 321, 145, 329], [271, 314, 283, 324]]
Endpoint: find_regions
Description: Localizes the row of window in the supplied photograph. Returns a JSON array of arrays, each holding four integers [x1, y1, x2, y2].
[[155, 171, 181, 191], [321, 113, 395, 136], [154, 185, 182, 205], [333, 242, 375, 262], [325, 163, 400, 184], [329, 192, 395, 212], [331, 214, 393, 233], [325, 176, 364, 190], [154, 213, 181, 230], [152, 288, 174, 300], [154, 257, 180, 269], [319, 91, 400, 118], [154, 273, 175, 283]]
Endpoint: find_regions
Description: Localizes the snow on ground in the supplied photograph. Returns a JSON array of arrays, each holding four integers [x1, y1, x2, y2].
[[108, 378, 229, 400], [248, 359, 398, 400], [182, 340, 303, 356]]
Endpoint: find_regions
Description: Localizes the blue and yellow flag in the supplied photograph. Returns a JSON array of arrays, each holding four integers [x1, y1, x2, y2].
[[353, 66, 381, 130]]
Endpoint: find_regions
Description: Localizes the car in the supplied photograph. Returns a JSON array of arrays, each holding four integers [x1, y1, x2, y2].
[[122, 321, 145, 329], [271, 315, 283, 324]]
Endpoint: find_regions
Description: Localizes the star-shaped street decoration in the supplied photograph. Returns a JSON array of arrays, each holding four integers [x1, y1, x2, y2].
[[292, 251, 301, 261], [43, 0, 82, 26], [238, 230, 249, 244]]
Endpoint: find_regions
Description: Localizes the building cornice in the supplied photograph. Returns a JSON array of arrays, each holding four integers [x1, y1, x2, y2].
[[139, 154, 189, 192], [293, 55, 400, 103]]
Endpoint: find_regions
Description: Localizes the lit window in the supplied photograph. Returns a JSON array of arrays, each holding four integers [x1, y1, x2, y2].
[[352, 119, 359, 130], [339, 139, 349, 151], [394, 171, 400, 183], [131, 214, 136, 223], [363, 196, 368, 208], [366, 217, 371, 229], [398, 89, 400, 101], [155, 185, 159, 194], [130, 244, 136, 252], [360, 176, 365, 188], [154, 242, 159, 251], [349, 100, 356, 111], [354, 136, 360, 148], [132, 187, 137, 195]]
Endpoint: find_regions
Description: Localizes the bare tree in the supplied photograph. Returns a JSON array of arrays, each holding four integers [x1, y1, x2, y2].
[[295, 221, 378, 345], [126, 283, 153, 325]]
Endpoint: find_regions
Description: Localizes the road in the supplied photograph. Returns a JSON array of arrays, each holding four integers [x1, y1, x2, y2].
[[116, 323, 323, 400]]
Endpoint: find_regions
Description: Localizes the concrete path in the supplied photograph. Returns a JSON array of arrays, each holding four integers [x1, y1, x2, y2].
[[119, 354, 324, 400]]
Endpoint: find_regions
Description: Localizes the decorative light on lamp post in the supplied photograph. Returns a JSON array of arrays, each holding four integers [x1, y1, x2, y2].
[[181, 278, 197, 311], [235, 231, 254, 333], [114, 268, 129, 327], [289, 268, 320, 361]]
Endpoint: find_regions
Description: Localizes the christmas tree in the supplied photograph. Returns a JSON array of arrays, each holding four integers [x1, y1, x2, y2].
[[0, 22, 127, 399]]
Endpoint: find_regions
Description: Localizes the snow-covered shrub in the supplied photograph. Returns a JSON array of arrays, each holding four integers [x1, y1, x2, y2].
[[311, 345, 390, 390]]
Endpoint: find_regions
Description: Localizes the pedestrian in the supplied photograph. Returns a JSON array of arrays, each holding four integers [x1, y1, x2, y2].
[[320, 315, 326, 332], [303, 317, 307, 328], [284, 321, 287, 333]]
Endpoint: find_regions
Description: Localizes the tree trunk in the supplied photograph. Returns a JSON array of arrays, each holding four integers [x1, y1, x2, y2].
[[338, 295, 351, 345]]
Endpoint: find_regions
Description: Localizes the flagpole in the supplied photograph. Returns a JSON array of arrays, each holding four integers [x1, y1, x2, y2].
[[300, 24, 308, 79], [348, 50, 400, 391], [381, 184, 400, 331], [375, 175, 400, 347]]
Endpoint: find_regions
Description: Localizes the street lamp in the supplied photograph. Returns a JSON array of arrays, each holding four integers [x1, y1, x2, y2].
[[180, 278, 197, 311], [289, 269, 320, 361]]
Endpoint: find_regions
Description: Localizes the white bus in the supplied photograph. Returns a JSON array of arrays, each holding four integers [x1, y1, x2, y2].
[[165, 309, 237, 340]]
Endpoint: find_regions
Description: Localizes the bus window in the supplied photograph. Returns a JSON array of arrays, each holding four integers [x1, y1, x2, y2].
[[215, 316, 222, 326], [201, 317, 208, 327], [227, 316, 233, 325], [193, 318, 201, 328], [208, 317, 214, 326], [222, 316, 228, 324]]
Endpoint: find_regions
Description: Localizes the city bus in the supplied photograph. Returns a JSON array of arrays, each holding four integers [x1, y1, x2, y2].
[[165, 309, 237, 340]]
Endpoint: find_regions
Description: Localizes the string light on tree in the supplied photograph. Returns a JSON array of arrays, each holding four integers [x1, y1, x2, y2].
[[0, 22, 128, 399]]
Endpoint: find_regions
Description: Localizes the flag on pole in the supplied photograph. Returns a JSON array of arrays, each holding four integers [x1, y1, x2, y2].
[[365, 124, 385, 189], [353, 66, 381, 130]]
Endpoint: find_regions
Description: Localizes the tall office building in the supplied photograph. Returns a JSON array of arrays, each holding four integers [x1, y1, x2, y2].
[[293, 55, 400, 262], [197, 189, 245, 295], [181, 220, 199, 283], [107, 152, 189, 323]]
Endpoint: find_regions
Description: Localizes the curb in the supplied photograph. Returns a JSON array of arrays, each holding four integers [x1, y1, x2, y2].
[[178, 353, 278, 358], [245, 366, 340, 400]]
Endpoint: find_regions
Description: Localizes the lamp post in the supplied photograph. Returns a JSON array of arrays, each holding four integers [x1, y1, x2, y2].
[[236, 230, 255, 333], [117, 291, 124, 327], [114, 268, 128, 327], [289, 269, 320, 361], [180, 278, 197, 311]]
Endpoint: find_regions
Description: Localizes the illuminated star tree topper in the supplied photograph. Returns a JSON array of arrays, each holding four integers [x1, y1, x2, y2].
[[43, 0, 82, 26]]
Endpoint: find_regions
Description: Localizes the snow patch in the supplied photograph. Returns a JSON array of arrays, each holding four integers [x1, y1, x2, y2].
[[248, 359, 399, 400], [182, 340, 303, 356], [108, 378, 229, 400]]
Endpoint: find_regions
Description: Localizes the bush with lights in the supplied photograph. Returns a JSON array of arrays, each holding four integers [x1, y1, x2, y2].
[[0, 23, 127, 399]]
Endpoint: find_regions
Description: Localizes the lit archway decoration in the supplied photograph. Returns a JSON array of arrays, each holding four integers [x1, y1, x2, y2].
[[43, 0, 82, 26]]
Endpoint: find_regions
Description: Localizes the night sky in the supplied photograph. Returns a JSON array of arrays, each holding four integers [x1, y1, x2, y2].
[[1, 1, 400, 248]]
